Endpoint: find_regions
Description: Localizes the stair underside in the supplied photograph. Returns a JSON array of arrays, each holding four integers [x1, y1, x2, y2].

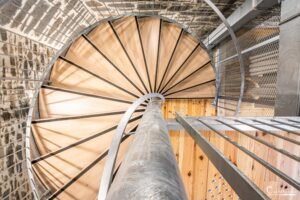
[[31, 16, 215, 199]]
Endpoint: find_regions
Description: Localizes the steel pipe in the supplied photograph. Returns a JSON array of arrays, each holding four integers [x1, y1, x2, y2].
[[99, 93, 164, 200], [106, 99, 187, 200]]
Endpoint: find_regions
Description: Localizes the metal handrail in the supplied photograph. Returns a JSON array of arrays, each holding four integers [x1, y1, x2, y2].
[[203, 0, 245, 115], [98, 93, 164, 200]]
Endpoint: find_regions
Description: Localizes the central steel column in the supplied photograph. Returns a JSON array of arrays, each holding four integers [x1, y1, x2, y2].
[[106, 99, 187, 200]]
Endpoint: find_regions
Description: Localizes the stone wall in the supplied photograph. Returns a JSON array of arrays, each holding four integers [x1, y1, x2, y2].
[[0, 0, 244, 49], [0, 0, 95, 49], [0, 27, 56, 199]]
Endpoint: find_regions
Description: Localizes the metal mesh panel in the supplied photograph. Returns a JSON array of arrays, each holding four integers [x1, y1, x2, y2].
[[212, 5, 281, 116]]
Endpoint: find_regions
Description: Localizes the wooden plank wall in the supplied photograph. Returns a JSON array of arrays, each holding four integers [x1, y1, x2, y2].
[[162, 99, 228, 200], [217, 99, 275, 117], [163, 99, 238, 200], [162, 99, 299, 200]]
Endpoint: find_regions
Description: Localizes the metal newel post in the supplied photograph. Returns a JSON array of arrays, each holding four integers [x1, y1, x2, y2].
[[106, 98, 187, 200]]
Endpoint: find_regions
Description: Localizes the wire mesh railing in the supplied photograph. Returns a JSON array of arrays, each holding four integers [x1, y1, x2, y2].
[[211, 5, 281, 116]]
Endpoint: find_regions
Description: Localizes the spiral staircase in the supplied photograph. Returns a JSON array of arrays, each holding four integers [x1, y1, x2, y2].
[[1, 0, 300, 199], [29, 16, 215, 199]]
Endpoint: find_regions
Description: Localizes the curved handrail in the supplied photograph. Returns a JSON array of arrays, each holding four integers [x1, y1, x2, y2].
[[98, 93, 164, 200], [203, 0, 245, 115]]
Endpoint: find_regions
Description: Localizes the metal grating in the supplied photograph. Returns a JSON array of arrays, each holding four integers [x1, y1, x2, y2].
[[175, 114, 300, 199]]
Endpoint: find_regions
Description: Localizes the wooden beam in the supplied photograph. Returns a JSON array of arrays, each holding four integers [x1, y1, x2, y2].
[[164, 79, 216, 97], [32, 109, 145, 124], [31, 115, 142, 164], [41, 85, 133, 105], [154, 19, 162, 92], [163, 60, 211, 94], [136, 16, 153, 92], [82, 34, 144, 96], [108, 21, 150, 94], [157, 29, 183, 92], [47, 134, 132, 200], [59, 56, 139, 99], [159, 44, 200, 93]]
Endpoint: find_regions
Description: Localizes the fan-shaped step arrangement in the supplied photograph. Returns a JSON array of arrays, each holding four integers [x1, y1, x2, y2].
[[30, 16, 215, 199]]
